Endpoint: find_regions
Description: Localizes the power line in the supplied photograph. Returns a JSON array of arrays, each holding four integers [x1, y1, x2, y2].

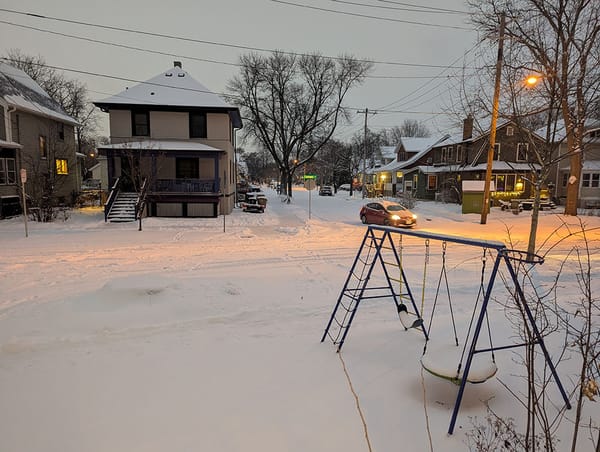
[[270, 0, 473, 30], [328, 0, 465, 14], [0, 8, 474, 69], [376, 0, 470, 15], [0, 20, 481, 80], [0, 20, 240, 67]]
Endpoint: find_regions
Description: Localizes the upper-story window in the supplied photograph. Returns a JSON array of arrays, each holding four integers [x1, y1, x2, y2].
[[57, 123, 64, 141], [189, 112, 207, 138], [506, 126, 514, 136], [441, 147, 447, 162], [447, 146, 454, 162], [132, 110, 150, 136], [55, 158, 68, 175], [517, 143, 529, 161], [0, 107, 6, 141], [39, 135, 47, 158], [456, 144, 463, 162], [493, 143, 501, 160]]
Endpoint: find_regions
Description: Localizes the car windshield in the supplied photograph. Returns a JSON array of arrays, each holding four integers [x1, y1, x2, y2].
[[385, 204, 407, 212]]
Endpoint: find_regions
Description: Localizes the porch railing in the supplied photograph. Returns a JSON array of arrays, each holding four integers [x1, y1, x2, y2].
[[153, 178, 219, 193], [104, 177, 120, 222]]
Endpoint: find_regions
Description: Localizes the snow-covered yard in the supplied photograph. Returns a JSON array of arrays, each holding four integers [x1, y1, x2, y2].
[[1, 188, 598, 451]]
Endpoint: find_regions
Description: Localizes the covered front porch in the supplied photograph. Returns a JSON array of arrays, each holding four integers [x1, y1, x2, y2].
[[98, 139, 231, 218]]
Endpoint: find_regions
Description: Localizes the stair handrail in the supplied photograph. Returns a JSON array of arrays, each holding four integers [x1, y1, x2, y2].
[[136, 178, 148, 231], [104, 177, 121, 222]]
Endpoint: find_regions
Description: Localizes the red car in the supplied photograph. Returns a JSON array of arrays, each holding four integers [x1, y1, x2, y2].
[[359, 201, 417, 228]]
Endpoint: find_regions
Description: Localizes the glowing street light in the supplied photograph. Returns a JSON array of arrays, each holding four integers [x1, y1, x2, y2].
[[525, 75, 541, 87]]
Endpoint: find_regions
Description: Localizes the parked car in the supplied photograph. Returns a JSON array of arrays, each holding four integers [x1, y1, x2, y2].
[[359, 201, 417, 228], [319, 185, 334, 196], [338, 183, 351, 191], [241, 191, 267, 213]]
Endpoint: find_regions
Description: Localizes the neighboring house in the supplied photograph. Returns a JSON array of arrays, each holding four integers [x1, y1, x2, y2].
[[546, 120, 600, 208], [0, 62, 79, 218], [374, 136, 448, 196], [377, 117, 546, 203], [95, 62, 242, 219]]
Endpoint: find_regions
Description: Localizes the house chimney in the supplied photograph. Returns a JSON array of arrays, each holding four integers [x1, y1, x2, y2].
[[174, 61, 182, 68], [463, 115, 473, 140]]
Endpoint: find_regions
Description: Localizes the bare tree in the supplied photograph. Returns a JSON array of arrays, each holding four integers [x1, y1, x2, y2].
[[227, 51, 372, 201], [468, 0, 600, 215]]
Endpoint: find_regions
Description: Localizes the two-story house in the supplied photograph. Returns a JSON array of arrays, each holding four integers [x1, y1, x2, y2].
[[546, 120, 600, 208], [95, 62, 242, 220], [0, 62, 79, 219], [396, 117, 545, 203]]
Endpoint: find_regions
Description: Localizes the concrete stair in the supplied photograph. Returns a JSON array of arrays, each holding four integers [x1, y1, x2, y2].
[[107, 192, 138, 223]]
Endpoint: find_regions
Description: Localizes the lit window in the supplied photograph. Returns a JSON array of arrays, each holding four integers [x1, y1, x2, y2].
[[56, 158, 68, 175], [427, 174, 437, 190], [39, 135, 47, 158]]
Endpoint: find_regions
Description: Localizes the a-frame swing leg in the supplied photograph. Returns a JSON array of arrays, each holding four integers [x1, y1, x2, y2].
[[447, 253, 571, 435], [448, 253, 502, 435], [321, 227, 427, 351], [502, 255, 572, 409], [321, 227, 383, 351]]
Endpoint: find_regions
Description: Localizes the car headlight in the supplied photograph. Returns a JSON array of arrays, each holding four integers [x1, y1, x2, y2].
[[391, 214, 401, 220], [412, 214, 417, 220]]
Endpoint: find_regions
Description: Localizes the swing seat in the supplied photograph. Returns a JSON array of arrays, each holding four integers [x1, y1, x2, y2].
[[420, 344, 498, 384], [398, 304, 423, 330]]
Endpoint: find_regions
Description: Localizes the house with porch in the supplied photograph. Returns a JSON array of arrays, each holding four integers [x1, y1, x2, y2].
[[95, 62, 242, 221], [0, 62, 79, 219], [374, 117, 547, 204], [546, 120, 600, 208]]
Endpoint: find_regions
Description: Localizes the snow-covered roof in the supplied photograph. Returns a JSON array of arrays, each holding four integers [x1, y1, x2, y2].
[[399, 136, 443, 153], [536, 119, 600, 143], [561, 160, 600, 171], [0, 138, 22, 149], [97, 139, 222, 152], [0, 62, 78, 126], [380, 145, 396, 160], [374, 134, 451, 173], [94, 64, 242, 128]]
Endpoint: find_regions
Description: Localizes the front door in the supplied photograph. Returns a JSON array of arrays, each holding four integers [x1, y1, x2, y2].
[[120, 156, 138, 192]]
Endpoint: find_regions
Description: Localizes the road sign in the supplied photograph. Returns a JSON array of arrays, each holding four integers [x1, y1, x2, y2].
[[304, 179, 316, 190], [303, 174, 317, 180]]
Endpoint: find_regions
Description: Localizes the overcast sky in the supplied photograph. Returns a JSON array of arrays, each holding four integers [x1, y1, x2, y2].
[[0, 0, 485, 143]]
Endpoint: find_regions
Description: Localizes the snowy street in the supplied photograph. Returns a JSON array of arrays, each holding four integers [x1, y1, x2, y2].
[[1, 188, 599, 451]]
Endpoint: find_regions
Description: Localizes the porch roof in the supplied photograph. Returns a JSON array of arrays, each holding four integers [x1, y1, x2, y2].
[[414, 161, 541, 174], [97, 139, 223, 152], [0, 139, 22, 149], [561, 160, 600, 171]]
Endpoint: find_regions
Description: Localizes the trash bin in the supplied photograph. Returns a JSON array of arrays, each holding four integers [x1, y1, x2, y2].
[[511, 200, 521, 215]]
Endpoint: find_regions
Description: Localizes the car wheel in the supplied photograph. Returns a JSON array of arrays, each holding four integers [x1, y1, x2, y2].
[[383, 218, 390, 226], [361, 215, 368, 224]]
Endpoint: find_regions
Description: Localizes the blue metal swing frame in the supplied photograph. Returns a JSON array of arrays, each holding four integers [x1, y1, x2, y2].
[[321, 225, 571, 435]]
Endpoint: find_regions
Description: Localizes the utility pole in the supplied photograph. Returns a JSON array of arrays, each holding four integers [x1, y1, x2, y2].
[[357, 108, 376, 198], [481, 12, 506, 225]]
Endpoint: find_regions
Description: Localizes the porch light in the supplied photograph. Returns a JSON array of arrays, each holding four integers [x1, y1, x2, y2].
[[515, 180, 524, 191]]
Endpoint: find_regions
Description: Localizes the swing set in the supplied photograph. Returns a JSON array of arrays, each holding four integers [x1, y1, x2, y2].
[[321, 225, 571, 434]]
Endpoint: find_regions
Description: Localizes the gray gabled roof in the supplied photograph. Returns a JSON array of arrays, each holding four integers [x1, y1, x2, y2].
[[0, 62, 78, 126], [94, 64, 242, 128]]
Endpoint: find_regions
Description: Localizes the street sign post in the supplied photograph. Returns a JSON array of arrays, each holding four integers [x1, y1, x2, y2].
[[20, 168, 28, 237]]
